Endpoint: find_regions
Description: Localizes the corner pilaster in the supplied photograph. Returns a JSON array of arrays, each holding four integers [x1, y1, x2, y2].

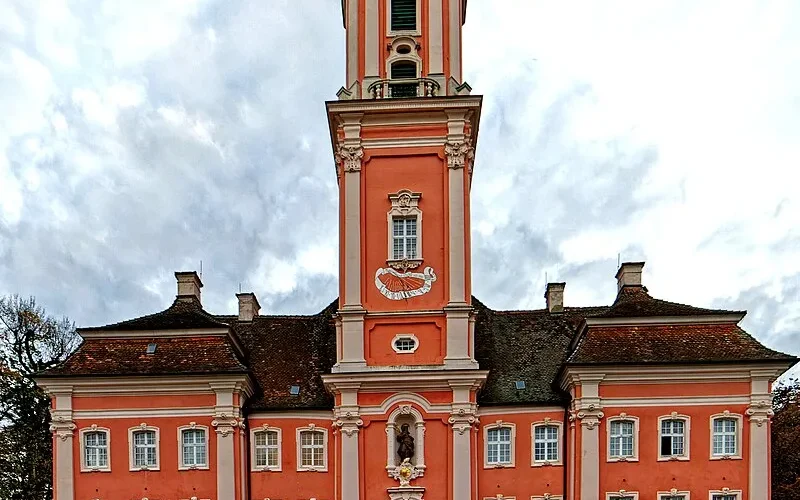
[[570, 374, 605, 500], [333, 386, 362, 500], [210, 381, 251, 500], [747, 372, 776, 500], [46, 386, 75, 500], [449, 384, 479, 500]]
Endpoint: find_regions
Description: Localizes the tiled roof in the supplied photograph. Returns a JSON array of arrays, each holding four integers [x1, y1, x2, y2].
[[223, 300, 338, 411], [567, 323, 796, 365], [598, 286, 744, 318], [78, 297, 230, 332], [39, 335, 248, 377], [473, 298, 607, 406]]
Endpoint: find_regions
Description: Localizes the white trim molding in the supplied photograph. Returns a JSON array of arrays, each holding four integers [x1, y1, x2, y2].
[[606, 491, 639, 500], [296, 424, 329, 472], [531, 419, 563, 467], [177, 423, 210, 470], [657, 489, 690, 500], [250, 424, 282, 472], [708, 488, 742, 500], [657, 413, 690, 462], [606, 413, 639, 462], [483, 497, 515, 500], [391, 333, 420, 354], [483, 420, 516, 468], [387, 189, 423, 269], [531, 496, 563, 500], [79, 425, 111, 473], [709, 411, 743, 460], [128, 423, 160, 471]]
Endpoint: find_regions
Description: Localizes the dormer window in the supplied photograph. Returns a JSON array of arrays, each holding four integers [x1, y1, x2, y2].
[[391, 0, 417, 32]]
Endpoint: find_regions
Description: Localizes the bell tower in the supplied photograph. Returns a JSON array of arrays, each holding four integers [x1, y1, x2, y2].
[[328, 0, 482, 373]]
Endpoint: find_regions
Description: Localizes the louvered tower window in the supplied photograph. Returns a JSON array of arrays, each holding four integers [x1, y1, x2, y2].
[[391, 0, 417, 31], [390, 61, 418, 98]]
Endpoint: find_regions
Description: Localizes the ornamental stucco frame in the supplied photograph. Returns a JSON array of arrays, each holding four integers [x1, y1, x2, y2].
[[250, 424, 282, 472], [657, 413, 691, 462], [177, 423, 210, 470], [531, 420, 563, 467], [391, 333, 420, 354], [606, 492, 639, 500], [657, 489, 691, 500], [483, 421, 516, 469], [531, 496, 563, 500], [386, 0, 422, 37], [296, 424, 329, 472], [79, 425, 111, 472], [127, 423, 160, 471], [709, 411, 743, 460], [606, 414, 640, 462], [386, 404, 426, 472], [708, 489, 742, 500], [386, 189, 423, 267]]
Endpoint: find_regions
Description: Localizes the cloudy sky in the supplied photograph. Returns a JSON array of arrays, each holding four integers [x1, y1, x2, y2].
[[1, 1, 797, 370]]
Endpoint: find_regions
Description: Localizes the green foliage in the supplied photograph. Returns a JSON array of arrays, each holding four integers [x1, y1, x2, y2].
[[0, 295, 78, 500], [773, 377, 800, 500]]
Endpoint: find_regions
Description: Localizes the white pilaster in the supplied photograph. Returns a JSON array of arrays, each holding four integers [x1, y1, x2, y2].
[[336, 115, 364, 309], [444, 111, 473, 307], [49, 386, 75, 500], [448, 0, 462, 82], [449, 385, 478, 500], [210, 382, 247, 500], [428, 0, 444, 76], [334, 388, 362, 500], [747, 374, 775, 500], [365, 0, 379, 77], [346, 0, 359, 87], [574, 376, 604, 500]]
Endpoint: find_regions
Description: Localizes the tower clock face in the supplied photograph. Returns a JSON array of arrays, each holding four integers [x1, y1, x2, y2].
[[375, 266, 437, 301]]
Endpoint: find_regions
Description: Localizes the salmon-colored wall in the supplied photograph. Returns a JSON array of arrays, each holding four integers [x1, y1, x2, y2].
[[72, 394, 215, 410], [358, 390, 453, 406], [599, 382, 751, 398], [598, 404, 750, 499], [72, 416, 217, 500], [247, 418, 335, 500], [362, 151, 447, 311], [366, 316, 445, 365], [476, 411, 566, 499]]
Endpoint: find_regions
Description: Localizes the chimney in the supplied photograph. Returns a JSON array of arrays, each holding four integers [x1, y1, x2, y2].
[[616, 262, 645, 291], [236, 292, 261, 322], [175, 271, 203, 303], [545, 282, 565, 313]]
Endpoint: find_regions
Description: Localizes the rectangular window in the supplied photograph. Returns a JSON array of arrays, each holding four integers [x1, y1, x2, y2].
[[300, 430, 325, 468], [487, 427, 512, 465], [133, 430, 157, 468], [84, 431, 109, 469], [712, 418, 737, 456], [392, 217, 417, 260], [609, 420, 634, 458], [660, 496, 686, 500], [533, 425, 559, 462], [254, 430, 279, 468], [712, 496, 737, 500], [181, 429, 207, 467], [391, 0, 416, 31], [660, 419, 686, 457]]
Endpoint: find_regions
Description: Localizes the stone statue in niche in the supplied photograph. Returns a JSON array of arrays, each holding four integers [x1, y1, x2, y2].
[[396, 423, 415, 461]]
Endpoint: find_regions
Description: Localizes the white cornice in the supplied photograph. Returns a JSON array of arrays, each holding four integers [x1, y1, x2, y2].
[[36, 374, 254, 398], [602, 395, 751, 407], [584, 313, 746, 327], [365, 309, 445, 318], [362, 137, 445, 148], [323, 369, 488, 392], [74, 407, 214, 419], [327, 96, 482, 114]]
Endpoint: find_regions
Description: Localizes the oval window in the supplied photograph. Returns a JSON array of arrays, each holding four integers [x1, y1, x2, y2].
[[393, 335, 418, 353]]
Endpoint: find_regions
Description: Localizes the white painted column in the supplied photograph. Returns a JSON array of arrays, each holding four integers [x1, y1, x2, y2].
[[211, 385, 242, 500], [346, 0, 359, 87], [747, 374, 775, 500], [575, 377, 604, 500], [335, 388, 363, 500], [364, 0, 380, 94], [448, 0, 462, 82], [49, 387, 75, 500], [428, 0, 444, 81], [449, 385, 477, 500]]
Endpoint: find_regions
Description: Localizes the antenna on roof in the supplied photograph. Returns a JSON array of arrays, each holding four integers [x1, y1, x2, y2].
[[545, 271, 548, 283], [239, 282, 242, 293], [200, 260, 203, 278], [617, 253, 621, 269]]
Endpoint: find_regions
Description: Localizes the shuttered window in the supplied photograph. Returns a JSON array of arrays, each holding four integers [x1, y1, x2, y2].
[[391, 61, 417, 79], [391, 0, 416, 31]]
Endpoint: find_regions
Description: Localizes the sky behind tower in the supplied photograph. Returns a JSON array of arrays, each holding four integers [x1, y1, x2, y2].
[[0, 0, 798, 372]]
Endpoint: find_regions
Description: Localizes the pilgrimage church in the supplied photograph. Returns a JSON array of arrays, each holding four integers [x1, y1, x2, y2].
[[37, 1, 797, 499]]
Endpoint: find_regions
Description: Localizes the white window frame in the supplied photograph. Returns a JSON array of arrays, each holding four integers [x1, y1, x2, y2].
[[391, 333, 420, 354], [177, 423, 209, 470], [657, 413, 690, 461], [531, 496, 563, 500], [606, 492, 639, 500], [483, 421, 515, 468], [531, 420, 563, 466], [386, 0, 422, 37], [658, 489, 690, 500], [251, 425, 282, 472], [483, 497, 515, 500], [79, 425, 111, 472], [128, 424, 160, 471], [708, 489, 742, 500], [606, 414, 639, 462], [709, 411, 743, 460], [296, 424, 328, 472], [387, 189, 423, 267]]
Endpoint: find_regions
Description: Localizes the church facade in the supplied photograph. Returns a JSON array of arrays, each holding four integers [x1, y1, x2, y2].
[[37, 1, 796, 500]]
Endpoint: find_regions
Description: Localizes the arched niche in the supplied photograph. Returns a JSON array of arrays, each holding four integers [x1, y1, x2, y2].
[[385, 404, 426, 473]]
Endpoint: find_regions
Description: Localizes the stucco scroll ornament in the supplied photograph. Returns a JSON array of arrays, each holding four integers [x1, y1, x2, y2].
[[389, 458, 422, 487], [448, 408, 479, 435], [576, 406, 604, 430], [49, 413, 76, 441], [444, 138, 474, 171], [375, 266, 437, 300], [335, 145, 364, 173], [212, 414, 240, 437], [333, 417, 364, 437], [746, 400, 775, 427]]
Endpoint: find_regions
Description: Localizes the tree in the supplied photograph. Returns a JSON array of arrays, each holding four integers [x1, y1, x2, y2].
[[0, 295, 79, 500], [773, 377, 800, 500]]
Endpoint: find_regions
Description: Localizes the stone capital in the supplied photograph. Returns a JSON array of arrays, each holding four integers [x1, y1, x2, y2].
[[448, 407, 479, 435], [335, 144, 364, 173], [746, 400, 774, 427], [444, 139, 474, 170], [571, 407, 604, 430], [334, 415, 364, 437], [49, 412, 76, 441], [211, 415, 242, 437]]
